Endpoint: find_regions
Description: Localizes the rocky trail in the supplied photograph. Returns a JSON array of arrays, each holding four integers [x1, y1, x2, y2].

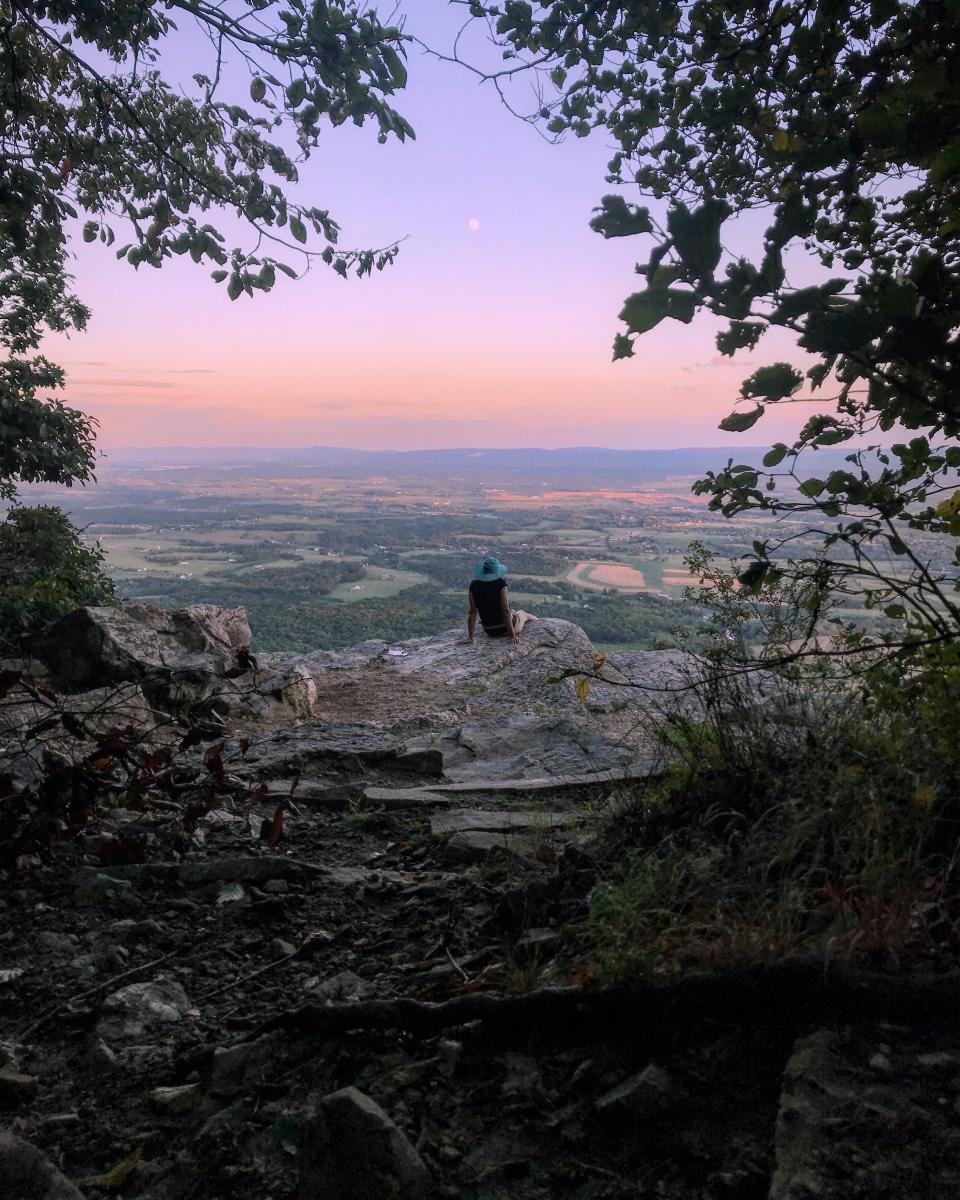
[[1, 605, 957, 1199]]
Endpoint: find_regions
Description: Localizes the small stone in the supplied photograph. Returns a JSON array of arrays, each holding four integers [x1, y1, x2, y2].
[[73, 872, 135, 907], [300, 1086, 431, 1200], [152, 1083, 202, 1113], [36, 932, 76, 953], [594, 1064, 683, 1119], [271, 939, 297, 959], [869, 1053, 892, 1073], [262, 879, 290, 895], [0, 1069, 38, 1104], [516, 927, 561, 951], [0, 1130, 85, 1200], [209, 1035, 281, 1099], [216, 882, 247, 905], [916, 1051, 957, 1071], [38, 1113, 79, 1129], [304, 971, 369, 1003], [436, 1040, 462, 1079], [97, 977, 192, 1041], [86, 1041, 118, 1074], [569, 1060, 596, 1090]]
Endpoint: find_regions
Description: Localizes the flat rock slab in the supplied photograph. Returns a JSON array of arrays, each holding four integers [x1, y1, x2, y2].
[[220, 722, 443, 777], [442, 830, 541, 864], [363, 763, 661, 807], [361, 787, 452, 809], [430, 808, 577, 835]]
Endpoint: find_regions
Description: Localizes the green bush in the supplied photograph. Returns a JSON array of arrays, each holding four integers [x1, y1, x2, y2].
[[584, 568, 960, 980], [0, 505, 114, 652]]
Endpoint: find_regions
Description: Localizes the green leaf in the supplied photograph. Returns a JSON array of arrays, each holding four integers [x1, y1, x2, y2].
[[590, 195, 653, 238], [227, 273, 243, 301], [619, 288, 695, 333], [289, 216, 307, 244], [763, 443, 790, 467], [719, 404, 764, 433], [667, 199, 728, 276], [286, 78, 307, 107], [739, 363, 802, 401], [382, 46, 408, 88], [250, 78, 267, 103], [799, 478, 826, 497]]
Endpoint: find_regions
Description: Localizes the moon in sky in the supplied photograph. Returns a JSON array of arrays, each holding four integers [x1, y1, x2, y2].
[[468, 217, 480, 232]]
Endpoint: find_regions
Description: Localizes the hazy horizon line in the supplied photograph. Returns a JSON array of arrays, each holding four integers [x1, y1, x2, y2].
[[100, 443, 767, 454]]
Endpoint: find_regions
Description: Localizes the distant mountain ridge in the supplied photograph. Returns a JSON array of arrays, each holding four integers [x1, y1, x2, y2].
[[100, 445, 779, 486]]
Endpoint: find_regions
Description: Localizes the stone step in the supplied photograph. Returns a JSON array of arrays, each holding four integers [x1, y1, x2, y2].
[[429, 808, 580, 836], [363, 761, 661, 805]]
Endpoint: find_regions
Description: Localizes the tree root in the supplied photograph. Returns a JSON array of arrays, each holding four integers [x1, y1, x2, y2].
[[251, 959, 960, 1043]]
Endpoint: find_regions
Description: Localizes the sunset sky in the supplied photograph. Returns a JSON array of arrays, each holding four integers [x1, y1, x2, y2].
[[45, 6, 815, 453]]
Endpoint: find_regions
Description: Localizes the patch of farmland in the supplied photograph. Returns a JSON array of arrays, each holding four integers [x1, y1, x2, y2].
[[566, 561, 648, 591]]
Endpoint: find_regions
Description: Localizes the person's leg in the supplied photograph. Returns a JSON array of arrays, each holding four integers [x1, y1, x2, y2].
[[510, 609, 537, 636]]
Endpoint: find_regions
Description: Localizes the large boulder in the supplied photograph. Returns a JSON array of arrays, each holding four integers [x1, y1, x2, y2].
[[0, 1131, 85, 1200], [300, 1086, 432, 1200], [35, 603, 252, 692]]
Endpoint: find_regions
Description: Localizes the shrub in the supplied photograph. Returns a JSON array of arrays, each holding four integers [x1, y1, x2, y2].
[[0, 505, 114, 652], [584, 565, 960, 979]]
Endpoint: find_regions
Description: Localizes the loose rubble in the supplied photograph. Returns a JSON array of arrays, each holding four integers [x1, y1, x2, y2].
[[0, 605, 953, 1199]]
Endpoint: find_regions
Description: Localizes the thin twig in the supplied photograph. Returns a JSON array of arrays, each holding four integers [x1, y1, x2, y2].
[[22, 949, 178, 1038]]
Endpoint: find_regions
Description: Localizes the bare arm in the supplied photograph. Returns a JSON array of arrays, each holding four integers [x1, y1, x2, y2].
[[457, 590, 477, 644], [500, 586, 518, 643]]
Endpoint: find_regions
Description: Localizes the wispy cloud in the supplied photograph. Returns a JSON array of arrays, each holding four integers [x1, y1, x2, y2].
[[92, 401, 250, 418], [164, 368, 215, 375], [68, 378, 178, 389]]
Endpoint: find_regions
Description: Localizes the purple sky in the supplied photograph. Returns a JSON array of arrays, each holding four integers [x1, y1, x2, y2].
[[44, 5, 814, 452]]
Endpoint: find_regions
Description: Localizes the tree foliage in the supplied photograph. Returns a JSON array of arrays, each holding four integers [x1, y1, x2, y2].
[[0, 505, 114, 651], [466, 0, 960, 645], [0, 1, 413, 635], [1, 0, 412, 491]]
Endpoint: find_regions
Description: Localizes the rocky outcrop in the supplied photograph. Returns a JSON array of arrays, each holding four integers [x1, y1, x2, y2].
[[25, 604, 693, 738], [35, 603, 252, 690], [8, 605, 677, 796], [29, 603, 319, 727]]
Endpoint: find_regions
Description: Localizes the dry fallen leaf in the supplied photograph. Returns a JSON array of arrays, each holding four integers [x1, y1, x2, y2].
[[81, 1144, 143, 1190]]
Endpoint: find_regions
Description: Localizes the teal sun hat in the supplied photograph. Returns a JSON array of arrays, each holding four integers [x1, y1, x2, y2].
[[474, 555, 507, 581]]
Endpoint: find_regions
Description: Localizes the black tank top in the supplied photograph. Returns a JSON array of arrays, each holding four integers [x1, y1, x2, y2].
[[470, 578, 507, 628]]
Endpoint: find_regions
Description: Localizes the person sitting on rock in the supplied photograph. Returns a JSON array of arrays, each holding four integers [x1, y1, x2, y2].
[[457, 556, 538, 645]]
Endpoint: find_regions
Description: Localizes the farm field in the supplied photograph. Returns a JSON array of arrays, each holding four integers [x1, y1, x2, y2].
[[18, 452, 925, 652]]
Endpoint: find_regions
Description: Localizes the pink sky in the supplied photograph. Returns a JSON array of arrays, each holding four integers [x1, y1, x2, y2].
[[44, 7, 816, 453]]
